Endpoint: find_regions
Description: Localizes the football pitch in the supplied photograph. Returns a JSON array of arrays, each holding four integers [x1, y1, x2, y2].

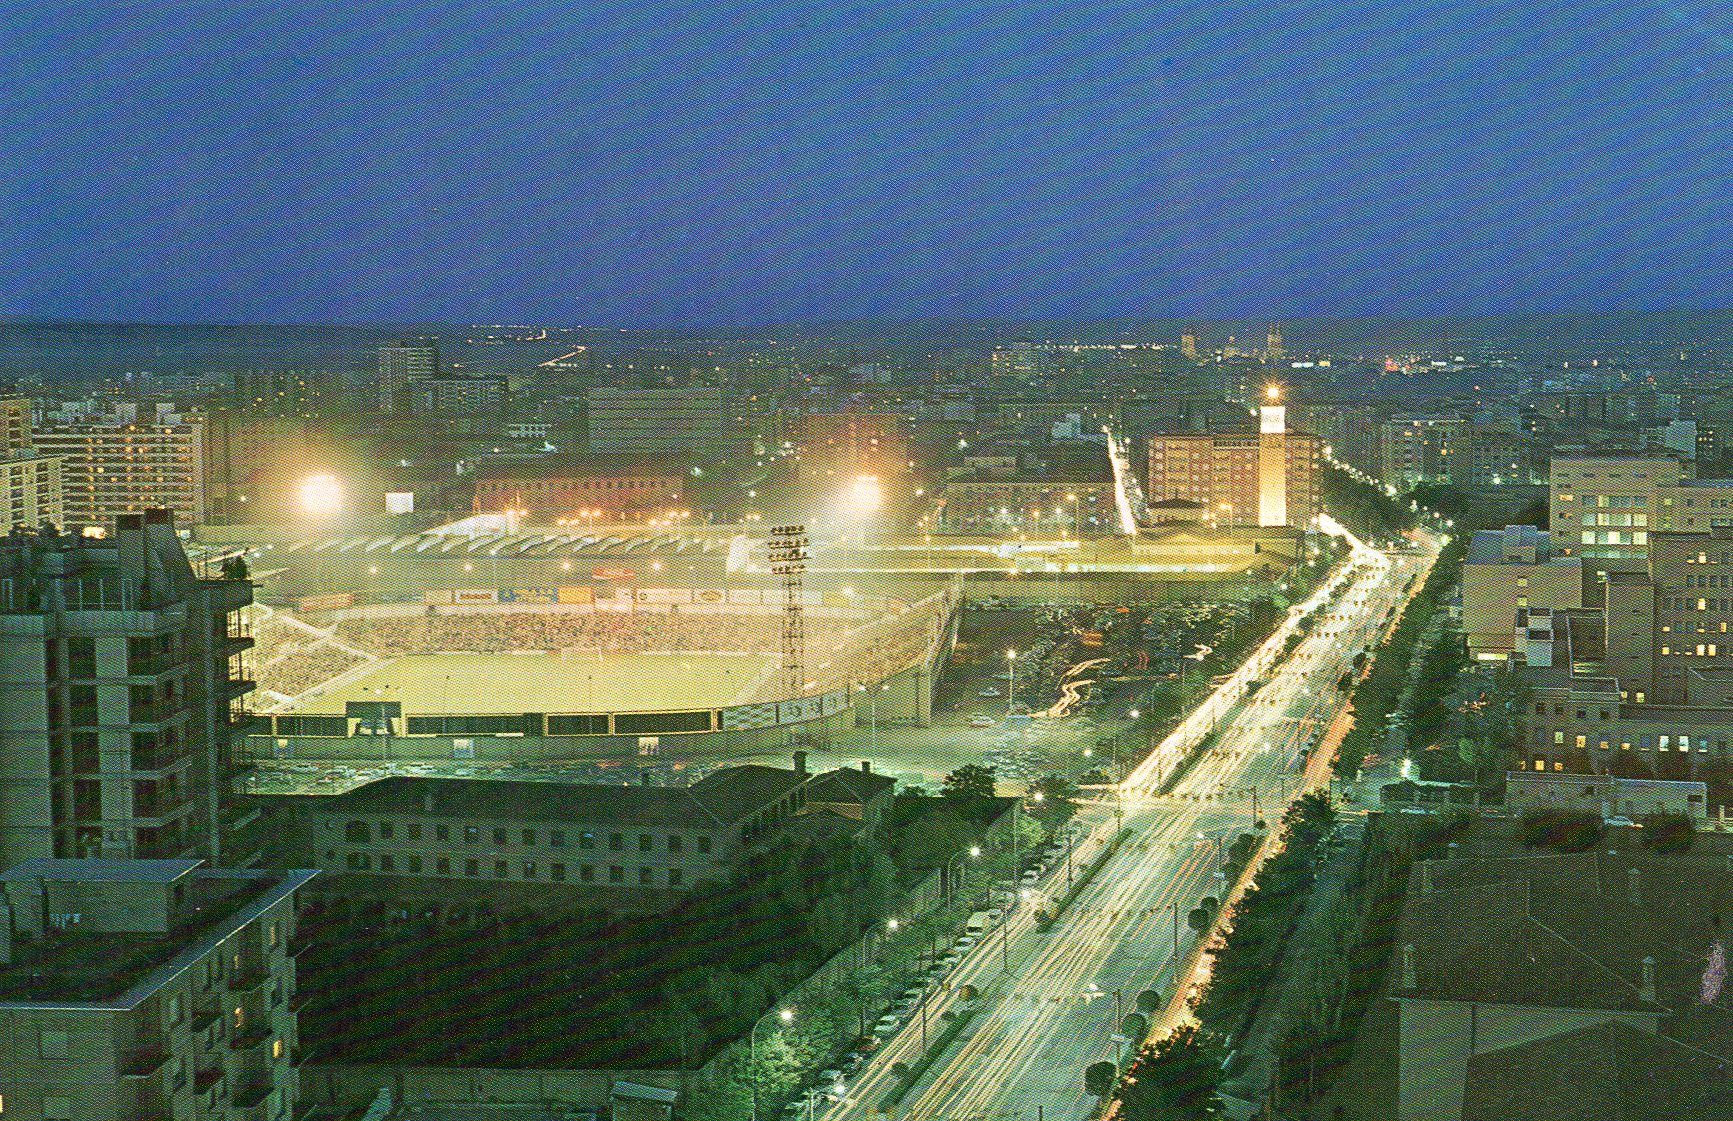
[[286, 650, 783, 715]]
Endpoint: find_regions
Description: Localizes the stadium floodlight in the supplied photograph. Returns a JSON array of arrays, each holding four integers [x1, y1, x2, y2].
[[297, 473, 343, 518], [845, 474, 884, 518]]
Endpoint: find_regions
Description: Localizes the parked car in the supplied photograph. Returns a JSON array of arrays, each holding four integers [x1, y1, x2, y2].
[[968, 713, 996, 728]]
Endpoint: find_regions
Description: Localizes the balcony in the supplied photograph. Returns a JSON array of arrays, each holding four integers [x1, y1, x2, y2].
[[191, 1005, 220, 1034], [231, 1018, 273, 1051], [224, 676, 257, 700], [120, 1044, 170, 1077], [193, 1066, 223, 1094], [231, 1077, 277, 1110], [229, 961, 272, 993], [132, 792, 196, 827]]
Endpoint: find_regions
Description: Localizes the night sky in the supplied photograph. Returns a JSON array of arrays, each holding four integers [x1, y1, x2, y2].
[[5, 0, 1732, 326]]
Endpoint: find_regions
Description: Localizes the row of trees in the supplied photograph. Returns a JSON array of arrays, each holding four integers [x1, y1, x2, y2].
[[1337, 535, 1466, 773]]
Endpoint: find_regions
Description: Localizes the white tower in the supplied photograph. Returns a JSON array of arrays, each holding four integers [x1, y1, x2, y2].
[[1258, 384, 1288, 527]]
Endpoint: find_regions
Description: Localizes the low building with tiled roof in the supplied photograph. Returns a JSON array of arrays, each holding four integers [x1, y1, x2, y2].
[[253, 757, 894, 909], [1390, 848, 1733, 1121]]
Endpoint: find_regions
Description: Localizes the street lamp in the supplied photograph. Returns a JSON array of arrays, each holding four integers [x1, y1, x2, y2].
[[1006, 649, 1018, 716], [749, 1006, 794, 1121]]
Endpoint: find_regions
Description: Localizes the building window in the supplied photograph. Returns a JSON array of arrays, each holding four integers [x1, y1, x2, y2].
[[493, 828, 508, 845], [405, 855, 422, 874], [609, 866, 624, 883], [406, 823, 422, 841], [378, 853, 395, 872], [494, 860, 508, 878], [273, 1037, 284, 1058], [551, 863, 566, 881], [640, 834, 653, 852], [697, 835, 711, 855], [550, 830, 565, 847], [436, 824, 449, 842], [346, 853, 370, 870], [668, 868, 683, 887], [40, 1029, 70, 1058], [379, 823, 394, 840], [464, 859, 479, 876], [581, 865, 595, 882], [437, 857, 451, 875], [668, 834, 682, 853], [609, 833, 623, 851], [523, 829, 537, 845], [640, 867, 655, 885], [579, 831, 595, 849], [464, 826, 479, 844], [42, 1098, 72, 1121], [344, 821, 370, 843]]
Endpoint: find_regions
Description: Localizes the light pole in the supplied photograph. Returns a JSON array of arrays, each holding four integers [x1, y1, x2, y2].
[[1006, 649, 1018, 717], [749, 1006, 794, 1121]]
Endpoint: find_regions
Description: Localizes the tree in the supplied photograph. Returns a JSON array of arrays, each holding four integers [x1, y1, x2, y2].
[[1136, 989, 1162, 1016], [1120, 1012, 1149, 1042], [943, 763, 997, 801], [1084, 1060, 1118, 1097], [1116, 1024, 1225, 1120]]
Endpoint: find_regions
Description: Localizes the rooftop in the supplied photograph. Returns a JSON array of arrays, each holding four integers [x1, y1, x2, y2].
[[0, 857, 202, 884], [272, 762, 868, 830], [0, 865, 315, 1007]]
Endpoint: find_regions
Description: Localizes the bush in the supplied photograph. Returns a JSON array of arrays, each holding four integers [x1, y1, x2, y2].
[[1519, 809, 1603, 852], [1641, 812, 1695, 853]]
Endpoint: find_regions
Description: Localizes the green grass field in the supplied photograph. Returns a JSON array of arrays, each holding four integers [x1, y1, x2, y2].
[[288, 650, 782, 714]]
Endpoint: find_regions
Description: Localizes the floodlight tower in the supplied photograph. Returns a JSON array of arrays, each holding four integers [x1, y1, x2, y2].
[[769, 524, 809, 697]]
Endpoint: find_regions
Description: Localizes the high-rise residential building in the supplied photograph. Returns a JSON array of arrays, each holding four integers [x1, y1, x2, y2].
[[1378, 414, 1467, 489], [33, 403, 207, 531], [0, 395, 64, 535], [1146, 389, 1321, 528], [0, 857, 314, 1121], [1264, 324, 1284, 361], [377, 338, 440, 411], [584, 385, 764, 458], [1180, 330, 1199, 361], [0, 511, 257, 868]]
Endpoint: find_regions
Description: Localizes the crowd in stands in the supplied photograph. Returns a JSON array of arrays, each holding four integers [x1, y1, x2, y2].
[[250, 603, 945, 708], [253, 613, 370, 701], [331, 610, 852, 659]]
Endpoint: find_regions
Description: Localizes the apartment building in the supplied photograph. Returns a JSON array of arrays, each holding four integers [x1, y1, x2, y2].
[[0, 395, 64, 535], [584, 386, 766, 458], [0, 511, 258, 868], [0, 858, 315, 1121], [1146, 430, 1321, 529], [256, 760, 893, 905], [1461, 526, 1584, 661], [33, 403, 207, 530]]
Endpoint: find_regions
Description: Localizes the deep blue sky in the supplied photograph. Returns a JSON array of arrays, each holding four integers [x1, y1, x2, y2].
[[5, 0, 1732, 326]]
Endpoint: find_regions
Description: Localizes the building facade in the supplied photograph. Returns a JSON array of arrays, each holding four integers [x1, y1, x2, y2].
[[1461, 526, 1584, 661], [33, 404, 207, 531], [0, 858, 314, 1121], [257, 761, 892, 906], [0, 395, 64, 535], [471, 459, 685, 521], [1146, 426, 1320, 529], [0, 512, 257, 868], [584, 386, 765, 458]]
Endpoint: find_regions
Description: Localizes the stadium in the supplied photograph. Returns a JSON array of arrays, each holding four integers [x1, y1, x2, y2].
[[230, 524, 959, 764]]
